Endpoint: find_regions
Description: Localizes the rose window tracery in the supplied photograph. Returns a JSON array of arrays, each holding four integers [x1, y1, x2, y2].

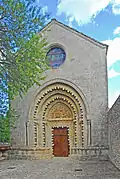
[[47, 47, 66, 68]]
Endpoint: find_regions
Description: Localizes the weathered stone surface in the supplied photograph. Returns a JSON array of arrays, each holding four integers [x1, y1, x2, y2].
[[0, 145, 10, 160], [0, 159, 120, 179], [108, 95, 120, 169], [7, 147, 52, 160], [11, 19, 108, 151]]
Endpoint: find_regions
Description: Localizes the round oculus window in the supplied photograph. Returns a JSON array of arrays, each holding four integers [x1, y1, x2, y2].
[[47, 47, 66, 68]]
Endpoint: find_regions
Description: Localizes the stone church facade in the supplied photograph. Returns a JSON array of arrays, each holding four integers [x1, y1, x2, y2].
[[10, 19, 109, 159]]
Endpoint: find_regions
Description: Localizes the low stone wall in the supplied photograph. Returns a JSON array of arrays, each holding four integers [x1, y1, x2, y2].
[[108, 95, 120, 169], [71, 146, 109, 160], [7, 147, 52, 160], [1, 146, 109, 160], [0, 145, 10, 160]]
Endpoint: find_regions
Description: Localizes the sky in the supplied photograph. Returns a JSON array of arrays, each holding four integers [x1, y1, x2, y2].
[[38, 0, 120, 108]]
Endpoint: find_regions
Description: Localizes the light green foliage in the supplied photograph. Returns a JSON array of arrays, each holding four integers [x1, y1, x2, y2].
[[0, 0, 50, 141], [0, 107, 16, 142], [0, 0, 49, 99]]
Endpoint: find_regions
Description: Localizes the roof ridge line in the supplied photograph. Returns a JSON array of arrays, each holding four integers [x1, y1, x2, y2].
[[41, 18, 108, 53]]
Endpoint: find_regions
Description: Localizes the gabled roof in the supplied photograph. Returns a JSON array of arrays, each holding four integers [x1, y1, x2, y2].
[[108, 95, 120, 111], [41, 19, 108, 54]]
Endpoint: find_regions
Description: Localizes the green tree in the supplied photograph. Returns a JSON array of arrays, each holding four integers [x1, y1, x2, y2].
[[0, 0, 50, 141], [0, 0, 49, 102]]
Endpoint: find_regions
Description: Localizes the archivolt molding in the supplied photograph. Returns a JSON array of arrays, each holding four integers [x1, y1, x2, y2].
[[41, 95, 83, 147], [41, 94, 78, 119], [41, 95, 80, 148], [34, 78, 88, 111], [33, 83, 85, 121], [31, 80, 88, 148], [29, 78, 89, 119], [36, 90, 80, 120]]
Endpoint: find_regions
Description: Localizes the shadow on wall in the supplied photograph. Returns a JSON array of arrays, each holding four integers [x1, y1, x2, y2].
[[108, 95, 120, 170]]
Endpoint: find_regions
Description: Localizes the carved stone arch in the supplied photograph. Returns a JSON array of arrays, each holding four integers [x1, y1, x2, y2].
[[28, 79, 89, 122], [40, 96, 81, 149], [30, 78, 89, 119], [36, 92, 79, 121], [33, 82, 86, 120], [29, 79, 90, 151], [34, 92, 84, 147], [33, 87, 85, 147]]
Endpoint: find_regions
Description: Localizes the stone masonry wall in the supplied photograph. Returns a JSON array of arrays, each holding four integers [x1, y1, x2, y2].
[[108, 95, 120, 169], [11, 20, 108, 148]]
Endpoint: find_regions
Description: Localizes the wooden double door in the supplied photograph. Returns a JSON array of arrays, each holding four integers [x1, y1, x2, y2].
[[52, 127, 69, 157]]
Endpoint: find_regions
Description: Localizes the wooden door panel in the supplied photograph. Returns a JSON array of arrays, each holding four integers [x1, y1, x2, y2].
[[61, 135, 69, 157], [53, 128, 69, 157], [53, 128, 67, 135], [53, 136, 61, 156]]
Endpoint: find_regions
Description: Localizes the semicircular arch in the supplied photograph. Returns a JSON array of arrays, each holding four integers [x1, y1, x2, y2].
[[29, 78, 89, 121], [29, 80, 89, 148]]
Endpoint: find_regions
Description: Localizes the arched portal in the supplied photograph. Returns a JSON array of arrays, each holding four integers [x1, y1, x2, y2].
[[47, 102, 73, 157], [31, 82, 88, 156]]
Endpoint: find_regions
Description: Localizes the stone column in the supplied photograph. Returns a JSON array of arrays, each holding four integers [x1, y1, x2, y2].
[[87, 119, 91, 146], [78, 118, 83, 147], [38, 118, 42, 147], [27, 120, 35, 147], [25, 121, 28, 146]]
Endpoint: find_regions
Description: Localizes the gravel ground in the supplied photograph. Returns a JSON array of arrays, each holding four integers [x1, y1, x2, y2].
[[0, 158, 120, 179]]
